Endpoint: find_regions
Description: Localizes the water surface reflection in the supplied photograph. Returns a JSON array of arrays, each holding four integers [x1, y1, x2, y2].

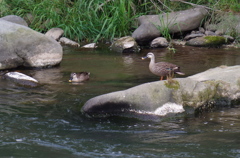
[[0, 46, 240, 157]]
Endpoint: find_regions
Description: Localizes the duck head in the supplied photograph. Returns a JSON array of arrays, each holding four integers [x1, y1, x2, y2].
[[141, 52, 154, 60]]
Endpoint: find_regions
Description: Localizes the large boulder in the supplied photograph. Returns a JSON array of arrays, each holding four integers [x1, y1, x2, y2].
[[82, 65, 240, 119], [132, 7, 208, 45], [0, 19, 63, 70]]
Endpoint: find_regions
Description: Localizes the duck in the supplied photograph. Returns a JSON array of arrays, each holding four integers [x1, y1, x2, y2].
[[142, 52, 185, 80], [69, 72, 90, 82]]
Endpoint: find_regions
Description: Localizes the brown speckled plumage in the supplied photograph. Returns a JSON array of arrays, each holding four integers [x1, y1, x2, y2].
[[69, 72, 90, 82], [142, 52, 184, 80]]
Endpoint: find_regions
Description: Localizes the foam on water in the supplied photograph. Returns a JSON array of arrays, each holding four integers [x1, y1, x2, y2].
[[154, 102, 185, 116], [128, 102, 185, 117]]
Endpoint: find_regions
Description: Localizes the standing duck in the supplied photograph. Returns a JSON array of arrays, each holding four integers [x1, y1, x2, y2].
[[142, 52, 184, 80], [69, 72, 90, 83]]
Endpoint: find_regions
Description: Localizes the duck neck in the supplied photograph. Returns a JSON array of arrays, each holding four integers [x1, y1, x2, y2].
[[150, 56, 155, 65]]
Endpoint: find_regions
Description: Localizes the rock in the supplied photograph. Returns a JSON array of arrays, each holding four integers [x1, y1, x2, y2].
[[0, 19, 63, 70], [82, 43, 97, 48], [59, 37, 80, 47], [215, 30, 224, 36], [223, 35, 235, 43], [199, 27, 205, 33], [132, 8, 208, 44], [150, 37, 169, 48], [110, 36, 139, 53], [186, 36, 226, 47], [171, 39, 186, 46], [82, 65, 240, 119], [205, 30, 216, 36], [184, 33, 204, 40], [132, 23, 161, 45], [45, 28, 64, 41], [4, 72, 39, 87], [0, 15, 28, 27]]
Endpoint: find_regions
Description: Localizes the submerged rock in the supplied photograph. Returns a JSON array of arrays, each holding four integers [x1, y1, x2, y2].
[[82, 65, 240, 119], [4, 72, 39, 87]]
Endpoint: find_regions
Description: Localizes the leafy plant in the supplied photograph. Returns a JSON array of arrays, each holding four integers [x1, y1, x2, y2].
[[154, 13, 179, 41]]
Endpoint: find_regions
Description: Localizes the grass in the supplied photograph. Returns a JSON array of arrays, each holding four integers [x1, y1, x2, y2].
[[1, 0, 136, 42], [1, 0, 240, 42]]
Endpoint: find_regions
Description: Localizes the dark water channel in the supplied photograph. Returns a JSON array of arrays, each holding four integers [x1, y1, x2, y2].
[[0, 45, 240, 157]]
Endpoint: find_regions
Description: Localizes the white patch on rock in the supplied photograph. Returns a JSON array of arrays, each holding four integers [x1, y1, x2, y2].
[[154, 102, 185, 116], [82, 43, 97, 48]]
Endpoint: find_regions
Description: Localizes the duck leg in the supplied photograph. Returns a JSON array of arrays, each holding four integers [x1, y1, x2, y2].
[[160, 76, 164, 80]]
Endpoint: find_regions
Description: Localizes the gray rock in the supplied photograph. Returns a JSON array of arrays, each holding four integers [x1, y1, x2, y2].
[[45, 28, 64, 41], [184, 33, 204, 40], [4, 72, 39, 87], [223, 35, 235, 42], [132, 23, 161, 45], [0, 15, 28, 27], [59, 37, 80, 47], [82, 43, 97, 48], [186, 36, 226, 47], [132, 8, 208, 44], [150, 37, 169, 48], [215, 30, 224, 36], [110, 36, 139, 53], [199, 27, 205, 33], [205, 30, 216, 36], [82, 65, 240, 119], [0, 19, 63, 70]]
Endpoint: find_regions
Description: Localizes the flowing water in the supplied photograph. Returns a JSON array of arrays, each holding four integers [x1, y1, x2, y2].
[[0, 45, 240, 157]]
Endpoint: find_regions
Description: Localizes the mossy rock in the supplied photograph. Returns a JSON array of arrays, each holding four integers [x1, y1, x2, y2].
[[186, 36, 226, 47]]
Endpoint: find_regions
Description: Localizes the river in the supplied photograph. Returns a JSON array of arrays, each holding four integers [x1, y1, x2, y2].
[[0, 45, 240, 157]]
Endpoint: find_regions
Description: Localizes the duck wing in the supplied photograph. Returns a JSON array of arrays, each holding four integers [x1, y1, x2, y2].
[[154, 62, 184, 75]]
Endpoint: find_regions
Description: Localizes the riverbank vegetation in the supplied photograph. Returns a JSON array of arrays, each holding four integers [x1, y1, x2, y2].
[[1, 0, 240, 42]]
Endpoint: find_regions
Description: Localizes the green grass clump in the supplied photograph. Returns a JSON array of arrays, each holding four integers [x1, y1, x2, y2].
[[1, 0, 136, 42], [1, 0, 240, 42]]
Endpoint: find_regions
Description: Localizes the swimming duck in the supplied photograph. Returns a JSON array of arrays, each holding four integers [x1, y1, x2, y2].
[[69, 72, 90, 82], [142, 52, 185, 80]]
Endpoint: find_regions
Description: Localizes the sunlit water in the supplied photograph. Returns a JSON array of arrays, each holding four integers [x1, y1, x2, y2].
[[0, 45, 240, 157]]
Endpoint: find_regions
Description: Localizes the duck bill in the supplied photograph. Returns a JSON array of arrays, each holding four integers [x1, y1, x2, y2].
[[141, 56, 148, 60], [68, 79, 72, 83]]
